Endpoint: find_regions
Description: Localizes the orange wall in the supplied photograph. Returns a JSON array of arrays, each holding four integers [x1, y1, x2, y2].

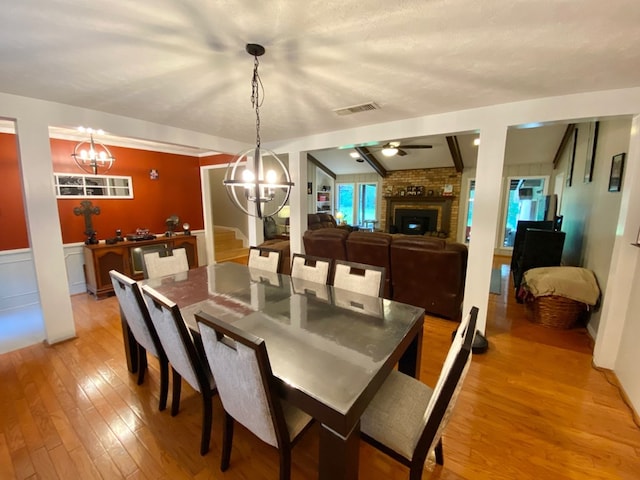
[[0, 133, 29, 250], [0, 134, 207, 249]]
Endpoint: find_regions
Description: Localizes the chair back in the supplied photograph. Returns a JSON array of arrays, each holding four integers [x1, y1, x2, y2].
[[141, 285, 211, 393], [416, 306, 477, 459], [143, 248, 189, 279], [248, 246, 282, 273], [290, 253, 332, 284], [291, 277, 331, 302], [109, 270, 163, 359], [195, 311, 286, 449], [346, 231, 393, 298], [332, 259, 385, 297]]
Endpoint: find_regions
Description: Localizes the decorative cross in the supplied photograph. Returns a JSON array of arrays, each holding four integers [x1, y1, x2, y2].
[[73, 200, 100, 243]]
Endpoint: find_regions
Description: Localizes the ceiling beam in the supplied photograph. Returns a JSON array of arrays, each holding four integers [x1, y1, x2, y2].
[[354, 146, 387, 177], [446, 136, 464, 173], [552, 124, 576, 169], [307, 154, 336, 179]]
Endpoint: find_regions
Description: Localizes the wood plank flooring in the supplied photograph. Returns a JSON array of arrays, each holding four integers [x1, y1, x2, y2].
[[1, 256, 639, 479]]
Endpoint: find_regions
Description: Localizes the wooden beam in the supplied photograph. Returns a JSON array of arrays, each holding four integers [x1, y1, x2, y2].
[[307, 154, 336, 179], [354, 146, 387, 177], [552, 124, 576, 169], [446, 135, 464, 173]]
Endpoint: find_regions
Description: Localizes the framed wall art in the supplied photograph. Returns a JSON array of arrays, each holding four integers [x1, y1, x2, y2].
[[608, 153, 625, 192]]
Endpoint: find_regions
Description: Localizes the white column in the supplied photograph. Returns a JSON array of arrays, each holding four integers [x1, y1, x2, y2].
[[15, 117, 76, 344], [462, 124, 508, 333], [288, 151, 307, 255]]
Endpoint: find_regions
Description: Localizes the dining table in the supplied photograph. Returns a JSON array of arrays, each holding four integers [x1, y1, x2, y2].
[[121, 262, 425, 480]]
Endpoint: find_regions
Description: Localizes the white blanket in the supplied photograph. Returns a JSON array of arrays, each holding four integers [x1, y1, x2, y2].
[[521, 266, 600, 305]]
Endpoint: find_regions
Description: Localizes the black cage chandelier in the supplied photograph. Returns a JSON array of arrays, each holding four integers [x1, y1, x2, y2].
[[71, 128, 115, 175], [223, 44, 294, 219]]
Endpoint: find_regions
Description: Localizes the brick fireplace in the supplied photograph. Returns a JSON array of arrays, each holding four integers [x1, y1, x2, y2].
[[385, 196, 454, 237], [380, 167, 461, 239]]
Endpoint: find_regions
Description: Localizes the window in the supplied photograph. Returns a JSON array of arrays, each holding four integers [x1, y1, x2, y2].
[[336, 182, 377, 227], [464, 179, 475, 243], [358, 183, 377, 226], [502, 176, 548, 247], [54, 173, 133, 199], [336, 184, 354, 225]]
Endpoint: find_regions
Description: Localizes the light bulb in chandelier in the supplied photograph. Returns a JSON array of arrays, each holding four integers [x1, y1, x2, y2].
[[223, 44, 294, 219]]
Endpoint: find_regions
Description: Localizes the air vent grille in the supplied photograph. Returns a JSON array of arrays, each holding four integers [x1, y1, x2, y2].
[[333, 102, 379, 116]]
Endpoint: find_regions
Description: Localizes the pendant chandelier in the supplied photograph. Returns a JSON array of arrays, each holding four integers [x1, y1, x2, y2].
[[223, 44, 294, 219], [71, 128, 115, 175]]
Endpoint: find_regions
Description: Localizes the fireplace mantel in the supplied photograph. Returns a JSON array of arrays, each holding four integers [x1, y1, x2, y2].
[[384, 195, 455, 235]]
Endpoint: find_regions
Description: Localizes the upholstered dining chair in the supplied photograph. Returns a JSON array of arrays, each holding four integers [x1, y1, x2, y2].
[[143, 247, 189, 279], [141, 284, 217, 455], [109, 270, 169, 411], [248, 246, 282, 273], [195, 311, 313, 480], [360, 306, 478, 480], [290, 253, 332, 284], [332, 259, 385, 297]]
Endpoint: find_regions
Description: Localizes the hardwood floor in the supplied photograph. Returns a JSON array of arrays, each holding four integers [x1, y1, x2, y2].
[[1, 256, 639, 479]]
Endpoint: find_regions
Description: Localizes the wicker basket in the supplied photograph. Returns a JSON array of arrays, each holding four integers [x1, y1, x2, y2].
[[526, 295, 587, 329]]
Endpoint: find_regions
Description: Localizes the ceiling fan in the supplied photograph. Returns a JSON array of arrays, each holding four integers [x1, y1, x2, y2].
[[374, 141, 433, 157]]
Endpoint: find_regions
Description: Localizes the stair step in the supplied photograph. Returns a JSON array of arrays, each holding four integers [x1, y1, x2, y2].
[[215, 247, 250, 263]]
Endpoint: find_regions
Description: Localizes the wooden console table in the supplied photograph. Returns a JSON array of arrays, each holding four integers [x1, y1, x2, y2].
[[83, 235, 198, 299]]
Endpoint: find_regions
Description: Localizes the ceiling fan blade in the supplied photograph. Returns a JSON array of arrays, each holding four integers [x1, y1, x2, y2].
[[399, 144, 433, 149], [397, 149, 408, 156]]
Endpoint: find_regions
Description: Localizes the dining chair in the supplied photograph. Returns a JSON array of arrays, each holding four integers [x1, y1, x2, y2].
[[141, 284, 217, 455], [360, 306, 478, 480], [195, 311, 313, 480], [248, 246, 282, 273], [290, 253, 332, 284], [109, 270, 169, 411], [142, 247, 189, 279], [332, 259, 385, 297]]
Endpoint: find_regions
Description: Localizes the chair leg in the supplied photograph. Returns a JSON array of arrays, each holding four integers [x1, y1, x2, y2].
[[279, 446, 292, 480], [136, 345, 147, 385], [171, 368, 182, 416], [434, 439, 444, 465], [158, 356, 169, 411], [221, 413, 234, 471], [200, 390, 213, 456]]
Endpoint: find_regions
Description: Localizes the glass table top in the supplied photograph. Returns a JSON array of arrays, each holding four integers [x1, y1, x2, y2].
[[141, 262, 424, 418]]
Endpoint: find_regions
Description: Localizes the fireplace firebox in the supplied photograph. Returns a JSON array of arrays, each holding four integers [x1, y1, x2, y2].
[[395, 209, 438, 235]]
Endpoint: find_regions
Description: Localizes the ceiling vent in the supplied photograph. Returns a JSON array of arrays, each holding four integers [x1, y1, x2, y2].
[[333, 102, 379, 116]]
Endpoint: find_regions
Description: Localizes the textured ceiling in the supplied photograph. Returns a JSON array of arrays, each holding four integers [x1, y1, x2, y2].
[[1, 1, 639, 170]]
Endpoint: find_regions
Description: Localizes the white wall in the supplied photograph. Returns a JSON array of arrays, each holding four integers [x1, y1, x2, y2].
[[552, 119, 631, 335]]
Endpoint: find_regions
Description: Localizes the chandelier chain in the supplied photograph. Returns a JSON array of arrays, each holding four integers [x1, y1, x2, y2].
[[251, 55, 265, 148]]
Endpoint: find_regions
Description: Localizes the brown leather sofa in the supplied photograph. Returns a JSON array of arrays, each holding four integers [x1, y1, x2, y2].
[[303, 228, 468, 321], [389, 236, 467, 321], [261, 214, 349, 273], [307, 213, 354, 231]]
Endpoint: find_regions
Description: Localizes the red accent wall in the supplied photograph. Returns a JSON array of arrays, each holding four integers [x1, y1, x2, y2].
[[0, 133, 29, 250], [0, 134, 208, 249]]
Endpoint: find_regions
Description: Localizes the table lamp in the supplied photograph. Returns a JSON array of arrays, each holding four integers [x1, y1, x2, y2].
[[277, 205, 291, 234]]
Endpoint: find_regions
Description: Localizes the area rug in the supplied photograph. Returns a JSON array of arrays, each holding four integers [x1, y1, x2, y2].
[[490, 268, 502, 295]]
